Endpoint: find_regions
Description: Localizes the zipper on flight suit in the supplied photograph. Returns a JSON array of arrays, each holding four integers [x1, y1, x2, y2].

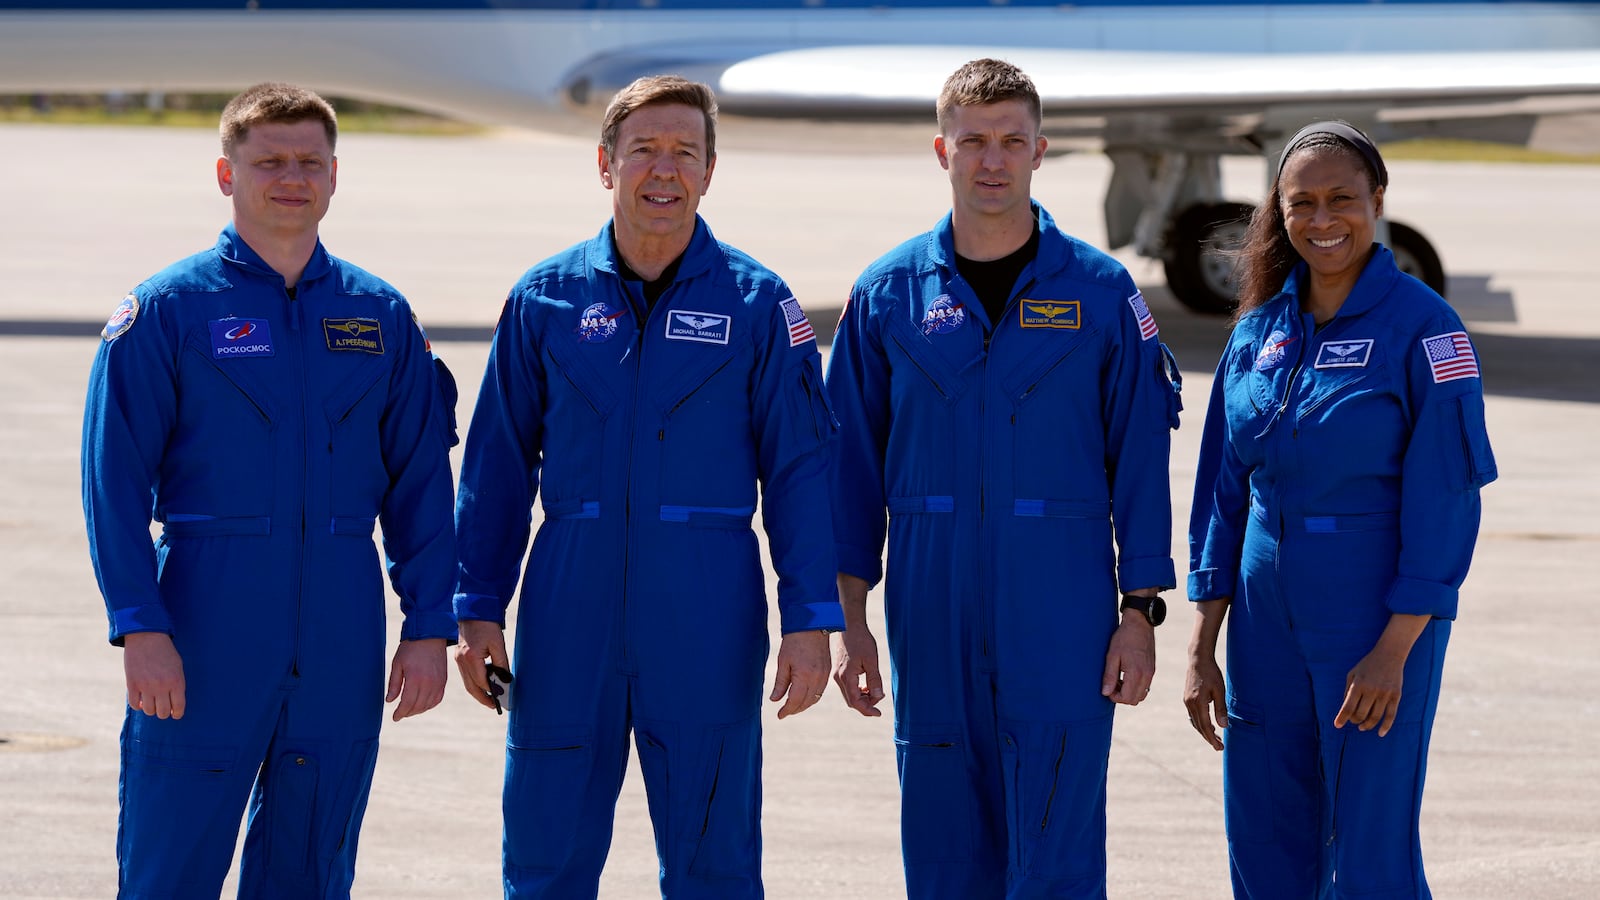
[[618, 279, 668, 673], [286, 280, 310, 679], [1268, 313, 1313, 635], [974, 277, 1037, 661]]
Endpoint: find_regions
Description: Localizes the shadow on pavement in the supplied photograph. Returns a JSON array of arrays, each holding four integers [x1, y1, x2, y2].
[[6, 279, 1594, 405]]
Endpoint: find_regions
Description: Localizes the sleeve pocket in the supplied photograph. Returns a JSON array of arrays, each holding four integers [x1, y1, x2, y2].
[[1159, 341, 1184, 430], [799, 354, 839, 447], [1453, 393, 1497, 489]]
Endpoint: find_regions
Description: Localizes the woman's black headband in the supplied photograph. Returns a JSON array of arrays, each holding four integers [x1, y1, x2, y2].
[[1276, 121, 1388, 189]]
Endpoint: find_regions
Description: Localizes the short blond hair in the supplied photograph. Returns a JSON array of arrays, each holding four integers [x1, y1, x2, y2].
[[599, 75, 718, 160], [936, 58, 1042, 133], [219, 82, 338, 157]]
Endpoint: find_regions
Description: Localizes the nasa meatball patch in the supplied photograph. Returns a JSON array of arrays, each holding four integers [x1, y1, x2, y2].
[[102, 293, 139, 341]]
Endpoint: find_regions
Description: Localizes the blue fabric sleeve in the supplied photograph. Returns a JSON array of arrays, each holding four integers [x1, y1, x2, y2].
[[81, 288, 178, 644], [751, 291, 845, 634], [1186, 350, 1251, 602], [1387, 325, 1497, 619], [1101, 282, 1178, 592], [453, 295, 542, 626], [378, 305, 461, 643], [824, 289, 891, 588]]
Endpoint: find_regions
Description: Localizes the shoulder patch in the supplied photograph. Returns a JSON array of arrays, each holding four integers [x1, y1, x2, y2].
[[780, 296, 815, 347], [102, 293, 139, 341], [1127, 291, 1158, 341], [1421, 331, 1480, 383], [411, 312, 433, 353]]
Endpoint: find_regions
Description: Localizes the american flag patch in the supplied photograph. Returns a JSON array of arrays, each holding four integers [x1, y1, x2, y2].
[[1421, 331, 1480, 383], [1127, 291, 1158, 341], [781, 296, 815, 347]]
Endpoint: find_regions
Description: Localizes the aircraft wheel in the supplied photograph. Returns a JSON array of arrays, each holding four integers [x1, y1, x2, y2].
[[1163, 202, 1255, 315], [1388, 220, 1447, 299]]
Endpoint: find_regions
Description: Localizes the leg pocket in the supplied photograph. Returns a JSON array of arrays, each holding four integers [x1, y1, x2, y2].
[[1222, 712, 1275, 845], [686, 721, 761, 882], [119, 730, 243, 898], [1007, 717, 1111, 884], [503, 731, 595, 873], [896, 732, 975, 863], [253, 749, 322, 896]]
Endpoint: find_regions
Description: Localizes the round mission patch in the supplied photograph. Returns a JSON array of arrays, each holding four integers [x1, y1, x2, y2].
[[102, 292, 139, 342]]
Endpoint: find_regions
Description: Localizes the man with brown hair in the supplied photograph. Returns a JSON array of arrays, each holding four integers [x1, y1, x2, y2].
[[453, 75, 842, 897], [82, 82, 459, 897], [827, 59, 1182, 898]]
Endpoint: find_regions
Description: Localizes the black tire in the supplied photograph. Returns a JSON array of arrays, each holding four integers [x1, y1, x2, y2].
[[1388, 221, 1447, 299], [1163, 202, 1255, 315]]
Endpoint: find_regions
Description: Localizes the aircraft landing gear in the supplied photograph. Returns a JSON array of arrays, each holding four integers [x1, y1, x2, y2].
[[1162, 202, 1254, 315]]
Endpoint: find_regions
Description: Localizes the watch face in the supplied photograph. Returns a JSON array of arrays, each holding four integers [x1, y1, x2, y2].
[[1147, 596, 1168, 627]]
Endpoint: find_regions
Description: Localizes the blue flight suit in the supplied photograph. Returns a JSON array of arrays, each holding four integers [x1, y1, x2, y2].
[[82, 225, 459, 899], [827, 204, 1182, 899], [1188, 246, 1497, 899], [454, 217, 843, 899]]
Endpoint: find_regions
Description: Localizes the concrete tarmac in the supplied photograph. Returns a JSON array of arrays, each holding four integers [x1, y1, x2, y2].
[[1, 123, 1597, 898]]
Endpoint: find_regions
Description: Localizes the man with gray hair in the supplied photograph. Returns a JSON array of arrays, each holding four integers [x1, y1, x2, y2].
[[453, 75, 842, 897]]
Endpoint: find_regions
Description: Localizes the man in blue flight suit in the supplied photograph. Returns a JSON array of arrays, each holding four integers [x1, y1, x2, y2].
[[452, 75, 843, 898], [827, 59, 1183, 899], [82, 84, 459, 898]]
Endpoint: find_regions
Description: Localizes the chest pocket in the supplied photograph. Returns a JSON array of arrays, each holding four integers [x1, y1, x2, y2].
[[1223, 344, 1277, 464], [886, 311, 973, 405], [324, 356, 392, 523], [540, 338, 619, 513], [1002, 328, 1099, 501], [172, 332, 279, 518], [654, 340, 753, 510]]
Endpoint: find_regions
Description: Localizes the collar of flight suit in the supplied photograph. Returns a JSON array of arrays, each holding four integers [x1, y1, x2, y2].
[[585, 215, 720, 287], [214, 222, 334, 290], [1277, 243, 1403, 322], [926, 200, 1073, 284]]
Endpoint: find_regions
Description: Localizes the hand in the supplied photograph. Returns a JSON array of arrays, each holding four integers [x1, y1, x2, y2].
[[1102, 614, 1155, 706], [1334, 613, 1428, 738], [387, 638, 448, 722], [123, 632, 185, 719], [1182, 649, 1228, 751], [1334, 650, 1405, 736], [770, 630, 830, 720], [454, 619, 509, 712], [832, 626, 885, 717]]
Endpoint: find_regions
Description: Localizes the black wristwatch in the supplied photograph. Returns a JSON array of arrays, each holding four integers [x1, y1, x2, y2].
[[1120, 593, 1167, 627]]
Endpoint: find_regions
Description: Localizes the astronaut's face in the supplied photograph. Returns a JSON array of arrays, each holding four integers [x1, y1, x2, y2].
[[935, 99, 1046, 227], [600, 103, 715, 252], [1279, 148, 1384, 292], [217, 119, 336, 244]]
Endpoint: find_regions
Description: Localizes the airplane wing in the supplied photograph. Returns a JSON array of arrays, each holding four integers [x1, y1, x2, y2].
[[569, 44, 1600, 148]]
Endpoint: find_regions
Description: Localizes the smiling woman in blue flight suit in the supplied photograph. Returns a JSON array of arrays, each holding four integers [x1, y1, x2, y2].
[[1184, 122, 1497, 899]]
